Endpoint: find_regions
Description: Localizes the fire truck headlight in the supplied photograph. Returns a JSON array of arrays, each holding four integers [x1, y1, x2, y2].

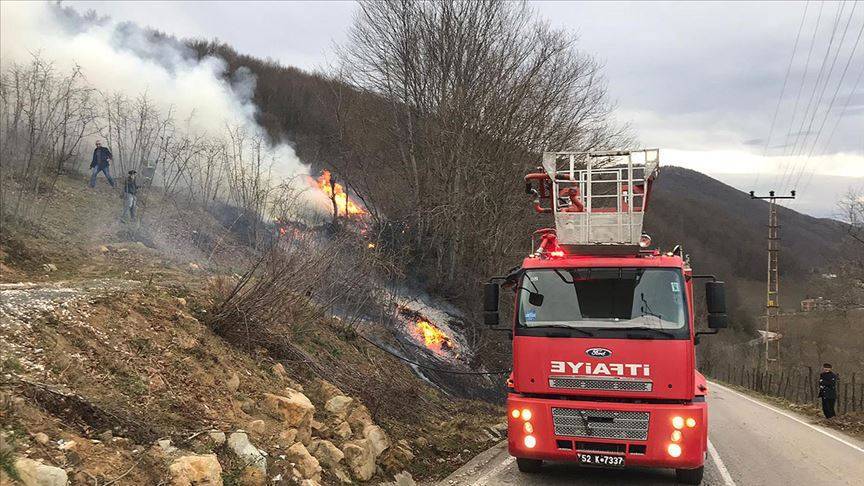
[[524, 422, 534, 434], [511, 409, 520, 419], [672, 416, 685, 430], [671, 430, 682, 442], [686, 417, 697, 428], [667, 443, 682, 457], [521, 409, 533, 421], [524, 435, 537, 449]]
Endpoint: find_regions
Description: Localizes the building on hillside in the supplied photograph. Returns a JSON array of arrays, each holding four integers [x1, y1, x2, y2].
[[800, 297, 834, 312]]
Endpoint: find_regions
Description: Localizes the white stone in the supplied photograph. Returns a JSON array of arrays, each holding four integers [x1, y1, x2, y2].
[[227, 432, 266, 473], [13, 458, 69, 486]]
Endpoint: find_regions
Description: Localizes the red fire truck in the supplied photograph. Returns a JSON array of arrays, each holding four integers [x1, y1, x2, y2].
[[483, 149, 727, 484]]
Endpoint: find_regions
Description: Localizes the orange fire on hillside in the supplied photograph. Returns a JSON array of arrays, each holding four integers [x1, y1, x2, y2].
[[310, 170, 366, 217], [410, 319, 455, 354]]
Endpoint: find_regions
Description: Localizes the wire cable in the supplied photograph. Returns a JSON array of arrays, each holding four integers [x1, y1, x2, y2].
[[788, 2, 859, 194], [358, 334, 511, 375], [789, 1, 847, 161], [782, 1, 844, 195], [797, 22, 864, 197], [776, 2, 825, 190], [791, 4, 861, 195], [756, 1, 810, 188]]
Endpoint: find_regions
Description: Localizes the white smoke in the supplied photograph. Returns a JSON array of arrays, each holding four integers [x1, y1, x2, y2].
[[0, 2, 307, 181]]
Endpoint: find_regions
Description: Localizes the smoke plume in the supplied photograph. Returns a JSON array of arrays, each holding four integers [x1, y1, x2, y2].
[[0, 2, 306, 181]]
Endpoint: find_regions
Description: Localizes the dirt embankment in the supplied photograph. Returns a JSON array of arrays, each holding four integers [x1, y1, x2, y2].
[[1, 173, 503, 486]]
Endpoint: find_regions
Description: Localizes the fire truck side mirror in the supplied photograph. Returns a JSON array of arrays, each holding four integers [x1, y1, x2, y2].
[[483, 283, 500, 326], [705, 281, 728, 329]]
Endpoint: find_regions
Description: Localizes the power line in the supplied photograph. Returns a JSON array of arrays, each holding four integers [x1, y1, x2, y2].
[[792, 4, 862, 193], [782, 1, 845, 195], [797, 23, 864, 197], [788, 2, 860, 196], [776, 1, 825, 190], [789, 1, 847, 160], [756, 1, 810, 188]]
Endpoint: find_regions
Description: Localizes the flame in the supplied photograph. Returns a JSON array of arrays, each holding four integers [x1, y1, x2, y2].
[[411, 320, 454, 353], [311, 170, 366, 216]]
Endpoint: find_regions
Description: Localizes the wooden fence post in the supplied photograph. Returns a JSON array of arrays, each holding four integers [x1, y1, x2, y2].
[[843, 383, 849, 415]]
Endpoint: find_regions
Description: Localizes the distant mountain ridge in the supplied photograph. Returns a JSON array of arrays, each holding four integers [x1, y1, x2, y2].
[[645, 166, 854, 321], [648, 166, 850, 277]]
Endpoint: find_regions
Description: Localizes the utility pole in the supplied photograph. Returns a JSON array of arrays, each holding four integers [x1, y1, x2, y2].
[[749, 190, 795, 368]]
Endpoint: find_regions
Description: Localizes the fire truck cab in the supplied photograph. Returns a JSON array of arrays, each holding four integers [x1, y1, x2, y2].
[[483, 150, 727, 485]]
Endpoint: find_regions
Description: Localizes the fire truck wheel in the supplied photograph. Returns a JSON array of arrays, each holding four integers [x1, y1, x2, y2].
[[675, 466, 704, 485], [516, 458, 543, 473]]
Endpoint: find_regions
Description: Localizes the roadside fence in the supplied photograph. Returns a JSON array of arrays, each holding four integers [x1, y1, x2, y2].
[[704, 363, 863, 414]]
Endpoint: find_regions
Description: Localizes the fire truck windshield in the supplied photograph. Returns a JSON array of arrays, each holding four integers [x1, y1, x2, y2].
[[517, 268, 688, 339]]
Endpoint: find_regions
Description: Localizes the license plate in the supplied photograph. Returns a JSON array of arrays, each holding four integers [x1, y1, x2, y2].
[[578, 453, 625, 467]]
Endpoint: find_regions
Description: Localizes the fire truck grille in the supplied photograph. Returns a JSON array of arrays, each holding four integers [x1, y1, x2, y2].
[[551, 408, 650, 440], [549, 376, 653, 392]]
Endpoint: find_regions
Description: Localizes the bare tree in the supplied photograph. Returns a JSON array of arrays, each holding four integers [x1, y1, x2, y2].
[[0, 55, 98, 227], [839, 189, 863, 247], [334, 0, 630, 300]]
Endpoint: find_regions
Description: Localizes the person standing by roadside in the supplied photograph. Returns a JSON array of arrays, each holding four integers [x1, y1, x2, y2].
[[89, 140, 115, 188], [121, 170, 138, 223], [818, 363, 838, 419]]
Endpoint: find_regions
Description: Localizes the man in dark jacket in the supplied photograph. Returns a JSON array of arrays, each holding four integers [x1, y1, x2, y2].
[[89, 140, 115, 188], [818, 363, 838, 419], [121, 170, 139, 222]]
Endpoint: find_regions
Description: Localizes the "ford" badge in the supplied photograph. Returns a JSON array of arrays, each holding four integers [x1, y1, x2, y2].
[[585, 347, 612, 358]]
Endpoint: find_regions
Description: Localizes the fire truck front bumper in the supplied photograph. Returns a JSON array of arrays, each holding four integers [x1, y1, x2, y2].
[[507, 394, 707, 469]]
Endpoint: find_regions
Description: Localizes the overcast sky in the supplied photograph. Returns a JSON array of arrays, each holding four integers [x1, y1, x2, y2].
[[65, 1, 864, 217]]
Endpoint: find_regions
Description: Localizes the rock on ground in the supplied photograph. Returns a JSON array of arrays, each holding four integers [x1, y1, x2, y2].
[[286, 442, 322, 481], [324, 395, 353, 419], [316, 379, 344, 402], [208, 431, 226, 446], [13, 457, 69, 486], [262, 389, 315, 442], [227, 432, 266, 473], [331, 421, 352, 440], [346, 405, 373, 435], [311, 440, 344, 468], [342, 438, 376, 481], [226, 372, 241, 393], [169, 454, 223, 486], [363, 424, 390, 457]]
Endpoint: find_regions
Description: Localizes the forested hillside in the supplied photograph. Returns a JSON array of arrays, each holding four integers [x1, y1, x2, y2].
[[187, 41, 859, 329]]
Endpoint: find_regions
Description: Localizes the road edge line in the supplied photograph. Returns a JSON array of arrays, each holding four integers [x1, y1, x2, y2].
[[707, 439, 736, 486], [472, 455, 515, 485], [708, 380, 864, 454]]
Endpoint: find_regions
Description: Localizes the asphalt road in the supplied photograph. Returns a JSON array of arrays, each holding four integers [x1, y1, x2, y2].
[[440, 382, 864, 486]]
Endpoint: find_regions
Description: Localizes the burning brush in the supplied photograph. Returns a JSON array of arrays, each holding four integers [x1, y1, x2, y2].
[[398, 306, 456, 355], [309, 169, 367, 217]]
